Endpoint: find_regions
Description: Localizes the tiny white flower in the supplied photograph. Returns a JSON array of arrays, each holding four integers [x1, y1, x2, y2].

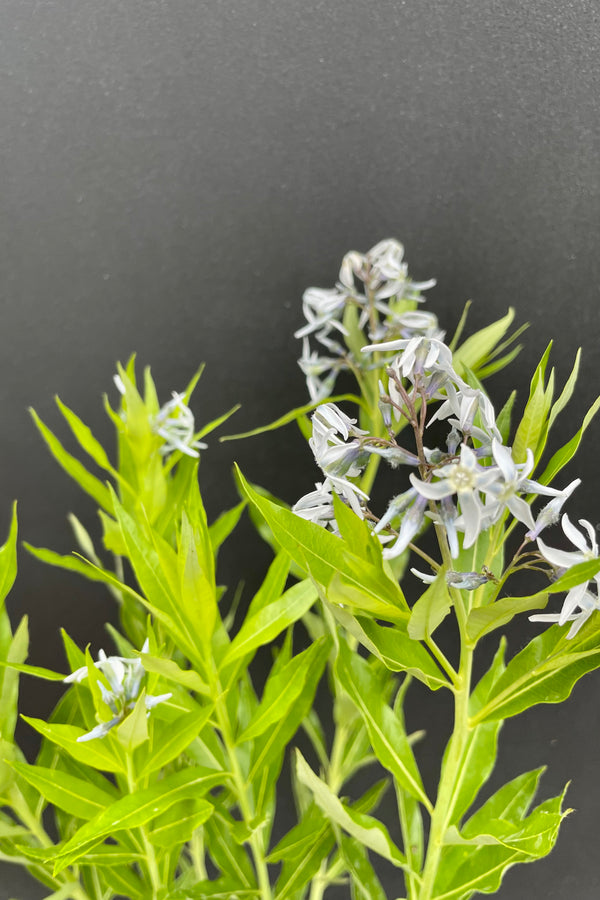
[[526, 479, 581, 541], [65, 641, 172, 742], [153, 392, 207, 458]]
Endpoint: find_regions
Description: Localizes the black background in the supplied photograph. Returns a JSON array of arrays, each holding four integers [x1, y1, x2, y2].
[[1, 2, 599, 897]]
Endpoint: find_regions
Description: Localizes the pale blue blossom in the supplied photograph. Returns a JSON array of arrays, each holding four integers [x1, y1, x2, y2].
[[525, 479, 581, 541], [536, 514, 600, 627], [65, 642, 172, 742], [153, 392, 206, 458]]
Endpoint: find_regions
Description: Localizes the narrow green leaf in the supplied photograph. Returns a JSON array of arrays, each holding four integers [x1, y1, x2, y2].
[[9, 762, 114, 820], [220, 394, 366, 441], [548, 348, 581, 428], [0, 502, 18, 610], [54, 396, 116, 475], [148, 799, 213, 847], [474, 614, 600, 723], [495, 390, 517, 444], [452, 308, 515, 375], [336, 641, 431, 810], [29, 409, 113, 512], [138, 653, 210, 696], [295, 750, 407, 868], [512, 367, 548, 464], [237, 468, 408, 619], [341, 834, 387, 900], [238, 638, 329, 743], [22, 717, 126, 773], [407, 572, 452, 640], [209, 501, 246, 553], [222, 579, 318, 667], [466, 594, 550, 643], [53, 766, 226, 873], [139, 705, 214, 776], [537, 393, 600, 486], [196, 403, 241, 440]]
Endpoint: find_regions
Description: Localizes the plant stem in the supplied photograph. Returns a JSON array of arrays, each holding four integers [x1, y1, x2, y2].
[[417, 643, 473, 900], [211, 673, 273, 900], [125, 757, 162, 900]]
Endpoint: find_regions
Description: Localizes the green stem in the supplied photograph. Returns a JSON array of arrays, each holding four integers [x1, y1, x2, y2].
[[211, 674, 273, 900], [417, 644, 473, 900], [126, 757, 162, 900]]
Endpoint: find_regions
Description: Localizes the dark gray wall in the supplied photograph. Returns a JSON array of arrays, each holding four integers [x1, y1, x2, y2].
[[1, 1, 599, 897]]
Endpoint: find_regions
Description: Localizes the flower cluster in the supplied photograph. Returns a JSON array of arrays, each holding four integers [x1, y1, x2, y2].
[[295, 239, 438, 401], [64, 642, 171, 741], [294, 321, 597, 637]]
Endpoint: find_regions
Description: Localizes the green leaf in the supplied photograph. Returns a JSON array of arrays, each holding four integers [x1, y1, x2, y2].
[[328, 611, 449, 691], [341, 834, 387, 900], [512, 354, 551, 464], [204, 806, 256, 887], [327, 573, 409, 624], [178, 508, 218, 648], [473, 614, 600, 723], [462, 768, 545, 839], [0, 617, 29, 743], [139, 705, 214, 776], [548, 348, 581, 428], [138, 652, 210, 696], [115, 690, 149, 751], [238, 638, 330, 743], [54, 396, 116, 476], [272, 806, 334, 899], [209, 501, 246, 554], [407, 572, 452, 640], [53, 766, 225, 873], [295, 750, 407, 868], [537, 392, 600, 486], [247, 551, 291, 618], [335, 641, 431, 810], [237, 468, 408, 620], [0, 502, 18, 611], [466, 594, 550, 643], [452, 308, 515, 375], [0, 659, 66, 681], [29, 409, 113, 512], [22, 717, 126, 773], [222, 579, 318, 667], [220, 394, 366, 441], [148, 798, 213, 847], [332, 493, 381, 565], [9, 762, 115, 820], [495, 390, 517, 444]]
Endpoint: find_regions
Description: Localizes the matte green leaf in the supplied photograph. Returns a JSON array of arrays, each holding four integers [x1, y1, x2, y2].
[[0, 659, 66, 681], [221, 394, 365, 441], [222, 579, 318, 667], [139, 704, 214, 776], [29, 409, 113, 512], [0, 617, 29, 743], [548, 347, 581, 428], [54, 396, 116, 475], [22, 716, 126, 773], [466, 594, 550, 643], [248, 639, 331, 813], [114, 690, 149, 751], [0, 502, 18, 611], [462, 768, 545, 839], [341, 834, 387, 900], [407, 572, 452, 640], [9, 762, 115, 820], [178, 509, 218, 648], [138, 653, 210, 696], [246, 551, 291, 617], [452, 308, 515, 375], [332, 493, 382, 564], [208, 501, 246, 553], [238, 638, 330, 743], [328, 573, 409, 624], [537, 393, 600, 486], [204, 806, 255, 886], [53, 766, 225, 873], [296, 750, 407, 868], [495, 390, 517, 444], [148, 798, 213, 847], [336, 641, 430, 809], [474, 615, 600, 723], [512, 364, 549, 464], [353, 617, 449, 690], [272, 805, 334, 899], [169, 882, 259, 899], [237, 467, 408, 618]]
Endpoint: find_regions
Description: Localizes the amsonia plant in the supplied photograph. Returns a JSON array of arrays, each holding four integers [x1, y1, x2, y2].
[[1, 239, 600, 900]]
